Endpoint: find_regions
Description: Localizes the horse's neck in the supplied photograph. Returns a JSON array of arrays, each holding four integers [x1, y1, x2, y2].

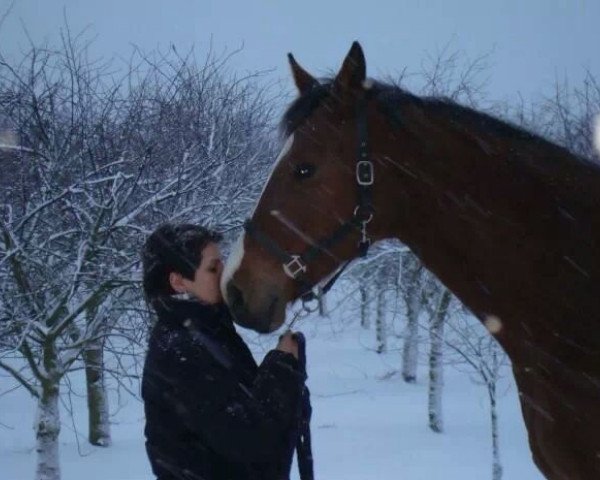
[[381, 123, 600, 359]]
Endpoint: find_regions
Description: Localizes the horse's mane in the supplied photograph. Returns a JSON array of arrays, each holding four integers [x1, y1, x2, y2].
[[281, 81, 332, 137], [281, 78, 591, 164]]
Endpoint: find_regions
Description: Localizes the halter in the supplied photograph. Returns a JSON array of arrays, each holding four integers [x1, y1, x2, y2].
[[244, 95, 374, 307]]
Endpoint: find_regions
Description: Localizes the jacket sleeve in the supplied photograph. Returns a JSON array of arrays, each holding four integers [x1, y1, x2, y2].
[[165, 338, 304, 463]]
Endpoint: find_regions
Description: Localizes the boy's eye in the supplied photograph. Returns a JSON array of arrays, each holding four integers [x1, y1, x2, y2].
[[208, 260, 222, 273]]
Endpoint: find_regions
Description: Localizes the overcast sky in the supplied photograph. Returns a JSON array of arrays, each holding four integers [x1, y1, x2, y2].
[[2, 0, 599, 105]]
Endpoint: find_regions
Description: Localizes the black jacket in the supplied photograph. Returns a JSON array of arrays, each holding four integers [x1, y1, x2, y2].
[[142, 296, 304, 480]]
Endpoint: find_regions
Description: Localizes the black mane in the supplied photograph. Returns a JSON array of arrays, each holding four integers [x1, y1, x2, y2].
[[280, 78, 584, 160], [281, 80, 332, 137]]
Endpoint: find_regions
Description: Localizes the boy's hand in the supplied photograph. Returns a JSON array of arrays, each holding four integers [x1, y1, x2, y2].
[[276, 331, 299, 359]]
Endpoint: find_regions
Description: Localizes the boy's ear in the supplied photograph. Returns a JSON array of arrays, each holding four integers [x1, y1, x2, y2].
[[169, 271, 187, 293]]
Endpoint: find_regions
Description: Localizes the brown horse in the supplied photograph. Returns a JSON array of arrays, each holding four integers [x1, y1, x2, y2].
[[221, 42, 600, 479]]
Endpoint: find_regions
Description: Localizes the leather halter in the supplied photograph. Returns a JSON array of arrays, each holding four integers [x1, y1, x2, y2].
[[244, 95, 374, 305]]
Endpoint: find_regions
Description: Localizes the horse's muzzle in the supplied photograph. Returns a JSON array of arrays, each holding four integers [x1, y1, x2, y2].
[[226, 283, 278, 333]]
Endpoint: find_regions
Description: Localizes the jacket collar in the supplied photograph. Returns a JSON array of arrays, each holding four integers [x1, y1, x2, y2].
[[153, 295, 235, 334]]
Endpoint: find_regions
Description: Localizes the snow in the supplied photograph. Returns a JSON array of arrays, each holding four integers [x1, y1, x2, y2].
[[0, 313, 543, 480], [484, 315, 503, 334], [0, 144, 34, 153]]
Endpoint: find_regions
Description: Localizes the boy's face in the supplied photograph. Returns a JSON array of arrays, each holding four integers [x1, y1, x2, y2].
[[170, 242, 224, 304]]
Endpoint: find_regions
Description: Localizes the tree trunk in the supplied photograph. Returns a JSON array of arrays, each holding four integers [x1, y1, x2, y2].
[[83, 338, 111, 446], [402, 289, 420, 383], [376, 288, 387, 354], [35, 381, 61, 480], [428, 289, 450, 433], [401, 254, 422, 383], [490, 367, 503, 480], [360, 284, 370, 329], [317, 286, 328, 317]]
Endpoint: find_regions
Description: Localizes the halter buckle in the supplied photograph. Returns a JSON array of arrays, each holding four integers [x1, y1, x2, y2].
[[283, 255, 307, 279], [356, 160, 374, 186]]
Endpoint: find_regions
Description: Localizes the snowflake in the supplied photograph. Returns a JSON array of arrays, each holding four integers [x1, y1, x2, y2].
[[594, 114, 600, 157]]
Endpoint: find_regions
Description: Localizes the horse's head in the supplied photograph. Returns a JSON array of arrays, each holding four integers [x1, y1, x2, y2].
[[222, 42, 398, 332]]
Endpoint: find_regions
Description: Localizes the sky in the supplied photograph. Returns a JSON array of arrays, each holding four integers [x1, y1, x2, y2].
[[1, 0, 599, 107]]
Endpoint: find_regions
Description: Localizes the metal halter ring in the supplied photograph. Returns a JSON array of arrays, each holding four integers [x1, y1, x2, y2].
[[301, 295, 320, 313], [353, 205, 373, 223]]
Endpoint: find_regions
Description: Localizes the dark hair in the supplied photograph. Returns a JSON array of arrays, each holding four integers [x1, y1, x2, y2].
[[142, 223, 222, 300]]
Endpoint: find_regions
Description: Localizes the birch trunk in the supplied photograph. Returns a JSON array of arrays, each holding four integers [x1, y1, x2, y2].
[[490, 362, 503, 480], [35, 342, 61, 480], [402, 289, 420, 382], [83, 338, 111, 446], [376, 289, 387, 354], [428, 289, 451, 433], [360, 285, 370, 328]]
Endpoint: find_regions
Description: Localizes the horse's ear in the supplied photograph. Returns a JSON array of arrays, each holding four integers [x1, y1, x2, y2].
[[288, 53, 317, 95], [333, 41, 366, 93]]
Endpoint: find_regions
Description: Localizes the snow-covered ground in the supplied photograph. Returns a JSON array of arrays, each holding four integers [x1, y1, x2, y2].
[[0, 312, 543, 480]]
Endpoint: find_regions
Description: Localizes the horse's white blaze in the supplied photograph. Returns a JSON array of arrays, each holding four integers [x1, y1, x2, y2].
[[252, 134, 295, 215], [221, 233, 245, 303], [594, 114, 600, 157], [222, 134, 296, 302]]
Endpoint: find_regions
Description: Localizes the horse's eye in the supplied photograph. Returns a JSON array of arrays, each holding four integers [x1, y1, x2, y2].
[[294, 163, 316, 179]]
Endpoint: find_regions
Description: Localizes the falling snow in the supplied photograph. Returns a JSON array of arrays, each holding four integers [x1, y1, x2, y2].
[[485, 315, 503, 334], [594, 114, 600, 157]]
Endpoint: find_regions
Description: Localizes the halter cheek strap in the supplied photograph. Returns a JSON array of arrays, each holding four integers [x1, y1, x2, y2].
[[244, 95, 374, 304]]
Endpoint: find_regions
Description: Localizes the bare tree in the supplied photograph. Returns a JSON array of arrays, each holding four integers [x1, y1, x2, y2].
[[359, 282, 371, 329], [0, 27, 277, 480], [400, 252, 425, 383], [344, 241, 407, 332], [375, 286, 388, 354], [445, 313, 508, 480], [536, 72, 600, 161]]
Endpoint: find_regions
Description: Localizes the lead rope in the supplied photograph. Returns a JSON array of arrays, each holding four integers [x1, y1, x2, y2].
[[293, 332, 314, 480], [282, 307, 314, 480]]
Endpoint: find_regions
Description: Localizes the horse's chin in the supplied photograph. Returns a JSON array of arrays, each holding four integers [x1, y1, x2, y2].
[[229, 295, 286, 334]]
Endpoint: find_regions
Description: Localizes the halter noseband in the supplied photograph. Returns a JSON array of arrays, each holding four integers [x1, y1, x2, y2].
[[244, 95, 374, 305]]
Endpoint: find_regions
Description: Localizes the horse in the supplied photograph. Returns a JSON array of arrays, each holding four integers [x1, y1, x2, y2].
[[221, 42, 600, 479]]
